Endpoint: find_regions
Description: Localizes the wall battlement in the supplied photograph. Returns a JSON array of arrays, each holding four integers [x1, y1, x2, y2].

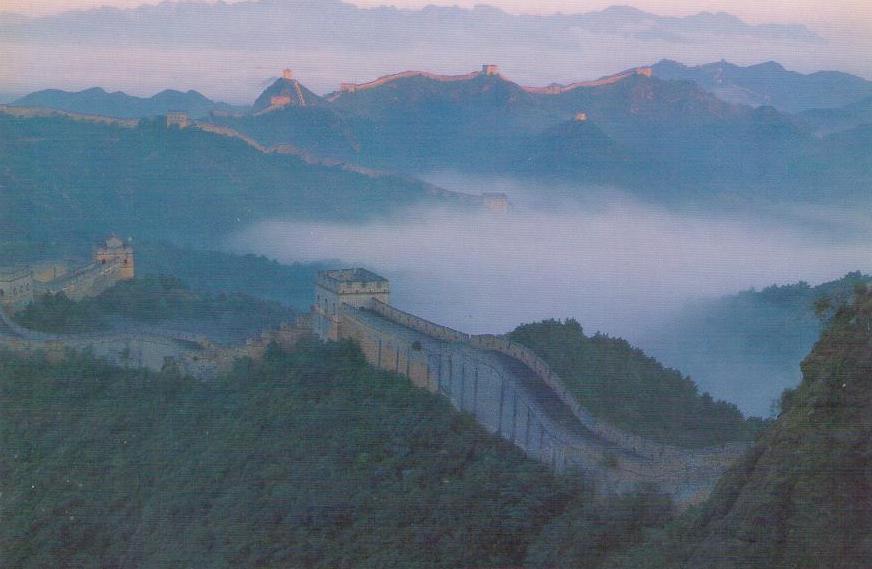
[[329, 65, 652, 100], [521, 66, 653, 95], [1, 236, 134, 311], [315, 270, 748, 504]]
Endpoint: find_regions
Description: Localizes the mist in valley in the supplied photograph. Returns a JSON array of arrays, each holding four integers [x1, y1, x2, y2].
[[229, 177, 872, 416]]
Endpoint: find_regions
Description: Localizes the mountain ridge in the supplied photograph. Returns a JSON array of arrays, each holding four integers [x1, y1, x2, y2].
[[651, 59, 872, 112], [12, 86, 248, 119]]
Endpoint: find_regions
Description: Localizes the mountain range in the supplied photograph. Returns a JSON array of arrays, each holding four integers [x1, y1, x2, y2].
[[12, 87, 248, 119], [8, 60, 872, 206], [203, 64, 872, 202], [651, 59, 872, 112], [0, 107, 472, 252], [4, 1, 857, 101]]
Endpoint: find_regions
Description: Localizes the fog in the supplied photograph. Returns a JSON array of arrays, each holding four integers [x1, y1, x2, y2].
[[229, 184, 872, 416]]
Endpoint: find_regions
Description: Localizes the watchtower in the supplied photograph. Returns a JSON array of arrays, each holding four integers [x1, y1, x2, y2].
[[94, 235, 135, 281], [482, 192, 510, 214], [482, 64, 500, 76], [165, 111, 189, 129], [313, 269, 390, 341]]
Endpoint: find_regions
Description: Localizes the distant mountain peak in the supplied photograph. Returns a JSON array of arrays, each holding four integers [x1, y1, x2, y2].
[[251, 72, 323, 113], [651, 59, 872, 112]]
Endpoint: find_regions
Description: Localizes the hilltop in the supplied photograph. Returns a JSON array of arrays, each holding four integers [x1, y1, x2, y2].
[[251, 71, 324, 113]]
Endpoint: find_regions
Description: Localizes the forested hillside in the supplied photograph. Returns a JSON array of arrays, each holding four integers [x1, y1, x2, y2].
[[13, 275, 293, 342], [509, 319, 764, 447], [134, 242, 330, 310], [0, 112, 460, 248], [605, 284, 872, 569], [0, 342, 673, 568]]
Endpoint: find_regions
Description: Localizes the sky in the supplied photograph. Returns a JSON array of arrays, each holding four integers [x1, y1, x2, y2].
[[2, 0, 869, 101], [3, 0, 871, 32]]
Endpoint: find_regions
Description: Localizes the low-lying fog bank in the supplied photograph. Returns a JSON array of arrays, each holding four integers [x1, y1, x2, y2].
[[228, 188, 872, 416]]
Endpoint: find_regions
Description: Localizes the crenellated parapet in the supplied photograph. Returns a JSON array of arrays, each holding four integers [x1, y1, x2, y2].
[[316, 270, 748, 504], [327, 65, 652, 101]]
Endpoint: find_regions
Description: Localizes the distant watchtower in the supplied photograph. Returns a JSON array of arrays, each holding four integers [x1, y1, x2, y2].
[[165, 111, 189, 129], [482, 64, 500, 76], [482, 192, 510, 214], [313, 269, 390, 341], [95, 235, 135, 281]]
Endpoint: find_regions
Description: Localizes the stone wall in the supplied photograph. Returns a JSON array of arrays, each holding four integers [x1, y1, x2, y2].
[[34, 261, 127, 301], [339, 305, 613, 476], [350, 299, 748, 503]]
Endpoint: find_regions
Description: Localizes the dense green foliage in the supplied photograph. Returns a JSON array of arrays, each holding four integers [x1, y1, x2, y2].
[[526, 486, 673, 568], [0, 114, 449, 246], [134, 242, 329, 310], [14, 275, 293, 339], [0, 341, 671, 568], [603, 285, 872, 569], [509, 319, 762, 447], [648, 271, 872, 416]]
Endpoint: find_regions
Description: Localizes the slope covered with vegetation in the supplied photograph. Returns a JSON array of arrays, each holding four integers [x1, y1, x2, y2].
[[606, 284, 872, 569], [13, 275, 293, 341], [0, 113, 455, 247], [0, 341, 673, 568], [134, 242, 330, 311], [509, 319, 763, 447]]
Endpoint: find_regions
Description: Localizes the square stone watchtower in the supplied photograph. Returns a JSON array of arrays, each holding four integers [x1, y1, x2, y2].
[[166, 111, 189, 129], [313, 268, 390, 341], [95, 235, 135, 281]]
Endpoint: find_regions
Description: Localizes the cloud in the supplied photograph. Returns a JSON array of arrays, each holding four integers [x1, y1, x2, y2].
[[227, 189, 872, 340]]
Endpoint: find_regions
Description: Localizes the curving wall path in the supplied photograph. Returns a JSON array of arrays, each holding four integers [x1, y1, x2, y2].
[[340, 300, 747, 504], [0, 305, 228, 378]]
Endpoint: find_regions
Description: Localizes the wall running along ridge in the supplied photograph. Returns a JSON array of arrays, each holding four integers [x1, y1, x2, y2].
[[337, 299, 747, 505]]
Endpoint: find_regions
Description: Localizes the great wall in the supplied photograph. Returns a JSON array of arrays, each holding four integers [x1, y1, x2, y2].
[[0, 237, 309, 380], [0, 261, 745, 504], [326, 64, 653, 100], [312, 269, 747, 505]]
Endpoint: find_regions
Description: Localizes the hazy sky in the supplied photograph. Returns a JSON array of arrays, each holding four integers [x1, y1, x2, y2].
[[4, 0, 871, 32], [3, 0, 869, 99]]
